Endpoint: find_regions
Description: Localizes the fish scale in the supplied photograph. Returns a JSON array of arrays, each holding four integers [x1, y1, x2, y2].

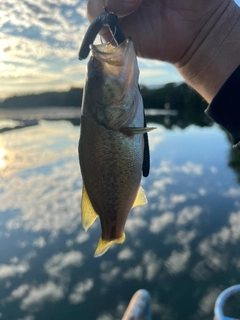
[[78, 39, 154, 257]]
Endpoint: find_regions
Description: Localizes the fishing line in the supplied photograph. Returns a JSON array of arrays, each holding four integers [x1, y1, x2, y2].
[[100, 26, 117, 50]]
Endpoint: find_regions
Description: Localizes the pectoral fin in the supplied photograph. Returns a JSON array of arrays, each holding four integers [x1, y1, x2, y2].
[[120, 127, 156, 136], [132, 186, 148, 209], [94, 233, 126, 258], [81, 184, 98, 231]]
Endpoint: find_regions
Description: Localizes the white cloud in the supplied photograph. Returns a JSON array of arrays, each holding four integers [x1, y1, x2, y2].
[[178, 162, 203, 175], [165, 247, 191, 274], [69, 278, 94, 304], [210, 166, 217, 174], [229, 210, 240, 241], [225, 187, 240, 198], [177, 205, 202, 225], [9, 256, 19, 264], [0, 0, 89, 98], [96, 313, 114, 320], [148, 134, 164, 151], [123, 266, 143, 280], [17, 316, 35, 320], [153, 177, 174, 191], [32, 236, 46, 248], [198, 288, 221, 316], [169, 194, 187, 204], [117, 247, 134, 261], [198, 188, 206, 196], [5, 284, 30, 302], [100, 267, 121, 284], [0, 123, 82, 237], [17, 241, 28, 249], [75, 231, 89, 244], [153, 160, 203, 176], [44, 251, 84, 278], [149, 211, 174, 234], [142, 251, 162, 281], [171, 230, 197, 246], [125, 216, 147, 234], [20, 281, 65, 311], [0, 262, 29, 281]]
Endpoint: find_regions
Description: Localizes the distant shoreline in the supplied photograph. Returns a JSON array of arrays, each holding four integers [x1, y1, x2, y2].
[[0, 107, 81, 121]]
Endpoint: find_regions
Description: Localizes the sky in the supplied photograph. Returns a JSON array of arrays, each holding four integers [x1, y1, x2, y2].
[[1, 0, 239, 100]]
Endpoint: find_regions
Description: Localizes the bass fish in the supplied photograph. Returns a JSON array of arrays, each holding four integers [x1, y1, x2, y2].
[[79, 38, 154, 257]]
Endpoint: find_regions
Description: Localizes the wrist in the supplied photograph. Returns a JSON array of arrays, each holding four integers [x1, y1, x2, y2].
[[175, 0, 240, 103]]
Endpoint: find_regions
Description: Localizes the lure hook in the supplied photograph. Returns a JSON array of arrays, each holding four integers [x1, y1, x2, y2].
[[100, 26, 117, 48]]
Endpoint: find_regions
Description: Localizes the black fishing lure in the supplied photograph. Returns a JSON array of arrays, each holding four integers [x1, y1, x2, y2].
[[78, 11, 151, 178]]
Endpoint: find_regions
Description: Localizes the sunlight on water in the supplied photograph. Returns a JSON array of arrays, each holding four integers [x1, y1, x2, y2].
[[0, 148, 6, 168]]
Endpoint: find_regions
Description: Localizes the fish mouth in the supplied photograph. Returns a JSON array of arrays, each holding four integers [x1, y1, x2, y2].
[[90, 38, 134, 67]]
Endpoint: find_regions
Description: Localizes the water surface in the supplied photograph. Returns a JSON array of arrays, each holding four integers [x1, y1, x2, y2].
[[0, 114, 240, 320]]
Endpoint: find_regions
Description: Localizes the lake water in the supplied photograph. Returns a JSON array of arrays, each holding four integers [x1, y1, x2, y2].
[[0, 110, 240, 320]]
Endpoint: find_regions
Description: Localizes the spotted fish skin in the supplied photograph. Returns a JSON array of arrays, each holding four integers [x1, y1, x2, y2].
[[79, 39, 152, 257]]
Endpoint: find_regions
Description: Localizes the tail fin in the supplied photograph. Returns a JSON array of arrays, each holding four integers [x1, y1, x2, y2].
[[94, 233, 125, 258]]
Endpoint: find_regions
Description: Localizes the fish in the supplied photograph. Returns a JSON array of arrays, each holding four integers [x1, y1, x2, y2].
[[78, 38, 154, 257]]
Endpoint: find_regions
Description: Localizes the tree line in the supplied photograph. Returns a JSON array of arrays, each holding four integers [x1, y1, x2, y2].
[[0, 83, 208, 110], [0, 82, 211, 127]]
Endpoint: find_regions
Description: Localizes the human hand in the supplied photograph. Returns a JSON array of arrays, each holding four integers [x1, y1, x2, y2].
[[87, 0, 240, 102], [87, 0, 229, 63]]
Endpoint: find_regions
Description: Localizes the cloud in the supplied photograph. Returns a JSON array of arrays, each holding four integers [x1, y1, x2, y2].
[[153, 160, 203, 176], [224, 187, 240, 198], [142, 251, 162, 281], [69, 278, 94, 304], [100, 267, 121, 284], [0, 123, 83, 237], [198, 288, 221, 316], [170, 194, 187, 205], [75, 231, 89, 244], [96, 313, 113, 320], [125, 216, 147, 235], [117, 247, 134, 261], [165, 247, 191, 274], [153, 177, 174, 191], [198, 188, 206, 196], [44, 251, 84, 278], [0, 262, 29, 281], [0, 0, 89, 98], [4, 284, 30, 302], [9, 256, 19, 264], [177, 205, 202, 225], [149, 211, 174, 234], [20, 281, 65, 311], [32, 236, 46, 248], [139, 69, 168, 78], [149, 135, 165, 151], [166, 229, 197, 247], [123, 266, 143, 280]]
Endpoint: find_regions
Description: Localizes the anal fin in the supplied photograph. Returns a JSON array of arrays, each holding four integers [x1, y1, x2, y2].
[[81, 184, 98, 231], [132, 186, 148, 209]]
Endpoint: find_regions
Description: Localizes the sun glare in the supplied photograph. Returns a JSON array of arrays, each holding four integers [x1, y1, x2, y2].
[[0, 148, 7, 168]]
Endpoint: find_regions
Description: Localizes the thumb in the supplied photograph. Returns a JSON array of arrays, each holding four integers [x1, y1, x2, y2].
[[87, 0, 142, 21]]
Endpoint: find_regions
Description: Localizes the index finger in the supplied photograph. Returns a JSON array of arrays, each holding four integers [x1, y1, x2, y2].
[[87, 0, 142, 21]]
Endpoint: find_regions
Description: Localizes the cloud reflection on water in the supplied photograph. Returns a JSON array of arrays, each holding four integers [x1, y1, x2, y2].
[[0, 121, 239, 320]]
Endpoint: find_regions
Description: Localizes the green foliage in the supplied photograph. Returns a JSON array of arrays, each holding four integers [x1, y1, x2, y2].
[[140, 82, 211, 128], [0, 88, 83, 109]]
